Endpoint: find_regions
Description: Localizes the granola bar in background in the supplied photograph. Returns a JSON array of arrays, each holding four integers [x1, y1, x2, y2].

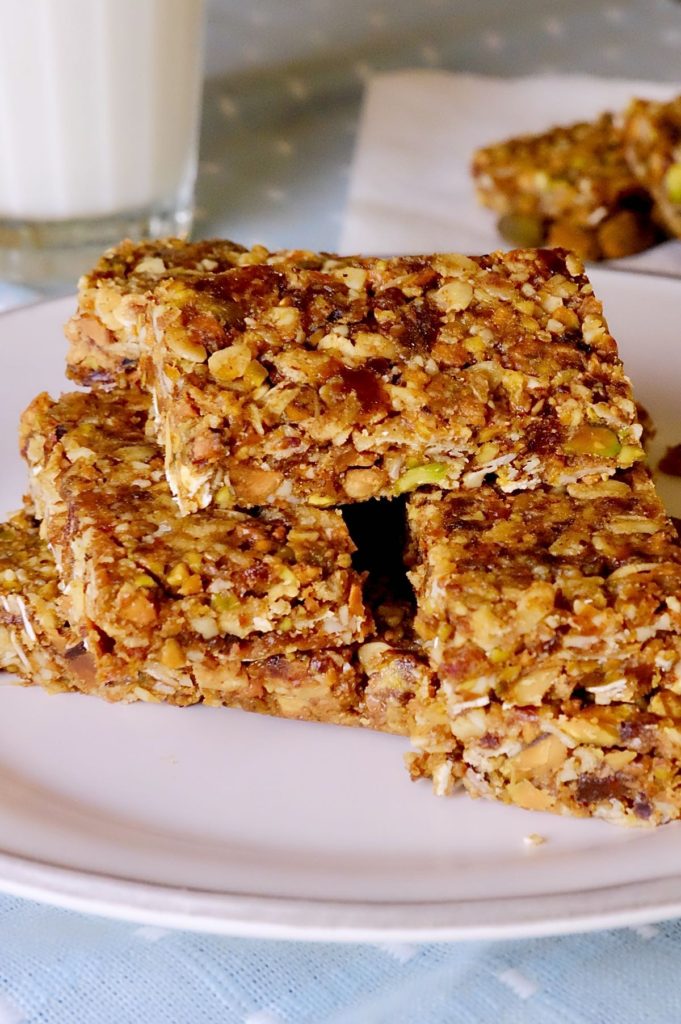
[[621, 95, 681, 239], [472, 113, 662, 260]]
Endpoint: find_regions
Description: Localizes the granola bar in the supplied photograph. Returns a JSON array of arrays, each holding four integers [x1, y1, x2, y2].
[[65, 239, 339, 389], [141, 247, 643, 512], [65, 238, 253, 389], [406, 466, 681, 710], [19, 390, 370, 689], [0, 507, 80, 695], [402, 469, 681, 824], [408, 700, 681, 826], [0, 503, 426, 729], [0, 506, 197, 703], [472, 114, 661, 260], [621, 96, 681, 238]]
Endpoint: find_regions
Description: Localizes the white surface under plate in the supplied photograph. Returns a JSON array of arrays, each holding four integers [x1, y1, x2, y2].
[[0, 270, 681, 942]]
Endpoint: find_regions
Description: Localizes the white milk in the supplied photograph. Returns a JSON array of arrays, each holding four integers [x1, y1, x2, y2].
[[0, 0, 204, 221]]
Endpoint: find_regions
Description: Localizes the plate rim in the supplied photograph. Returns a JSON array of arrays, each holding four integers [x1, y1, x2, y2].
[[5, 846, 681, 941]]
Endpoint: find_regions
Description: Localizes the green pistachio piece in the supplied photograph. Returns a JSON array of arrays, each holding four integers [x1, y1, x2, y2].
[[211, 592, 239, 614], [617, 443, 645, 467], [394, 462, 448, 495], [564, 425, 621, 458]]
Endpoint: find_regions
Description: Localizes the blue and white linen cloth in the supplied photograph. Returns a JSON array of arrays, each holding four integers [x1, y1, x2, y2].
[[0, 896, 678, 1023]]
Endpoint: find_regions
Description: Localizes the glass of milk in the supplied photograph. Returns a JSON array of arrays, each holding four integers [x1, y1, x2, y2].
[[0, 0, 205, 288]]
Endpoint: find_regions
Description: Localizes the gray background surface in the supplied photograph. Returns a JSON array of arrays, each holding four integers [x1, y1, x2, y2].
[[198, 0, 681, 251]]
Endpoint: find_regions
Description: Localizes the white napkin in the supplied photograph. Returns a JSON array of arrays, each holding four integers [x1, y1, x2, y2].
[[341, 71, 681, 274]]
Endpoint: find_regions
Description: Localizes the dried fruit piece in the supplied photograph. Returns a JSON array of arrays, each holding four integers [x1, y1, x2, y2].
[[596, 209, 656, 260], [547, 221, 599, 262]]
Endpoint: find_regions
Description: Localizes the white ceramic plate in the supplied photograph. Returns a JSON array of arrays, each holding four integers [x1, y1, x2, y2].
[[1, 270, 681, 942]]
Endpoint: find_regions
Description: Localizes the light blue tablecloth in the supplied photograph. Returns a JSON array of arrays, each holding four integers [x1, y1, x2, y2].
[[0, 896, 679, 1023], [3, 1, 681, 1020]]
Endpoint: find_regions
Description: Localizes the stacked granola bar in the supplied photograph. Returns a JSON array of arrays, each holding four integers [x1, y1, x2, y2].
[[4, 237, 681, 826], [472, 94, 681, 261], [404, 469, 681, 824]]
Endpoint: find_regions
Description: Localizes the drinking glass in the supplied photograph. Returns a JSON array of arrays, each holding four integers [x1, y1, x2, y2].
[[0, 0, 205, 288]]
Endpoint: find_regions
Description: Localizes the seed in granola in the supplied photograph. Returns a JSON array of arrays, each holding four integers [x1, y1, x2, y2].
[[618, 444, 645, 467], [189, 615, 220, 640], [167, 562, 191, 587], [230, 465, 283, 503], [166, 327, 207, 363], [433, 280, 474, 312], [185, 551, 203, 571], [243, 360, 268, 389], [119, 590, 157, 626], [214, 484, 235, 508]]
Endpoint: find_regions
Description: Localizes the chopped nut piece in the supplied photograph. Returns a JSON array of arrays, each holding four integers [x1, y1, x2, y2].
[[343, 467, 388, 500], [523, 833, 547, 847], [208, 344, 251, 383], [160, 637, 185, 669]]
